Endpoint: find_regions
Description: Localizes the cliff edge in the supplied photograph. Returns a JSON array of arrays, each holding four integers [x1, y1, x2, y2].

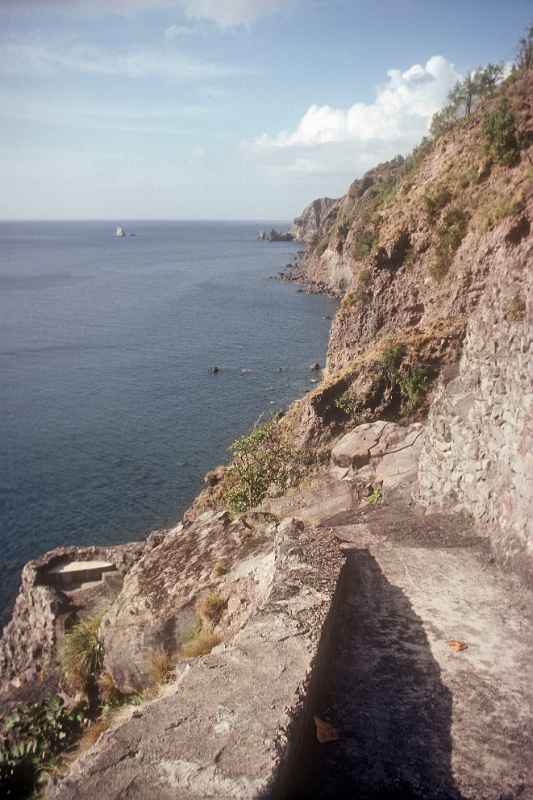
[[1, 65, 532, 800]]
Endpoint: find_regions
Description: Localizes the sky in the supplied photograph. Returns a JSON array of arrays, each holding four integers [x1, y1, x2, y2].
[[1, 0, 531, 220]]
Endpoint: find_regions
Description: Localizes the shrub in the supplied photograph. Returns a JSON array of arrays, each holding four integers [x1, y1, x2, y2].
[[379, 344, 405, 381], [334, 390, 358, 417], [197, 592, 227, 626], [482, 99, 520, 166], [479, 193, 525, 232], [431, 208, 469, 281], [212, 560, 228, 577], [180, 623, 221, 659], [423, 186, 452, 221], [367, 486, 383, 505], [403, 136, 433, 174], [398, 367, 431, 411], [97, 672, 123, 707], [147, 649, 174, 687], [222, 420, 298, 512], [60, 615, 104, 692], [351, 229, 376, 259], [0, 695, 87, 798]]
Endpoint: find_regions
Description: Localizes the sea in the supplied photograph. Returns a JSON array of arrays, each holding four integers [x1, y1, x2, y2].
[[0, 221, 337, 620]]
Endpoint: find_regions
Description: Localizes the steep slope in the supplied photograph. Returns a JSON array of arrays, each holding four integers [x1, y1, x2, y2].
[[290, 197, 340, 243], [1, 66, 532, 800]]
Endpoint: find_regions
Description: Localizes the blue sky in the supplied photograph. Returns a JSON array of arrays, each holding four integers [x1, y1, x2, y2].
[[1, 0, 531, 220]]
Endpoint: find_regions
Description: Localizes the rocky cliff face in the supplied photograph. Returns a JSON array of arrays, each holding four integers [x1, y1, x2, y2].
[[1, 67, 532, 800], [290, 197, 339, 243], [284, 69, 533, 578]]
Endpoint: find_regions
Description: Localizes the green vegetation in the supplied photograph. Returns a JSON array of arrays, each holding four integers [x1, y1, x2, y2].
[[334, 390, 359, 418], [378, 345, 433, 413], [60, 615, 104, 693], [482, 99, 520, 165], [351, 229, 376, 259], [380, 344, 405, 381], [398, 367, 431, 412], [403, 137, 433, 174], [222, 420, 298, 512], [479, 192, 524, 232], [429, 63, 504, 142], [423, 185, 452, 221], [0, 696, 87, 798], [367, 486, 383, 505], [431, 207, 469, 281]]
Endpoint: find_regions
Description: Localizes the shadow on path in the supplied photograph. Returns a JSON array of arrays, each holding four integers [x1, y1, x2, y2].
[[265, 549, 462, 799]]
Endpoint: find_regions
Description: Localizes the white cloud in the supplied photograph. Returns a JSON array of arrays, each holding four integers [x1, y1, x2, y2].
[[253, 56, 459, 150], [244, 55, 461, 187], [164, 24, 197, 39], [180, 0, 289, 27], [0, 40, 240, 81]]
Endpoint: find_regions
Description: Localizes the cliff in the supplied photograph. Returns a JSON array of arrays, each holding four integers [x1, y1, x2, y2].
[[1, 67, 533, 800], [290, 197, 339, 243]]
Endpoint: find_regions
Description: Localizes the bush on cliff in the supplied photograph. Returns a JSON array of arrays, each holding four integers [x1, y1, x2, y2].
[[0, 695, 87, 798], [482, 99, 520, 165], [60, 615, 104, 695], [222, 420, 298, 512]]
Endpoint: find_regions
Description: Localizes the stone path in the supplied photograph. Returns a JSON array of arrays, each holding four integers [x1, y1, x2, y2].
[[276, 503, 533, 799]]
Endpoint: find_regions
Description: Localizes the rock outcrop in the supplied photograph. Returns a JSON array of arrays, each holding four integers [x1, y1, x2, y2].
[[290, 197, 339, 243], [257, 229, 294, 242], [47, 519, 345, 800], [1, 64, 532, 800], [0, 542, 144, 702]]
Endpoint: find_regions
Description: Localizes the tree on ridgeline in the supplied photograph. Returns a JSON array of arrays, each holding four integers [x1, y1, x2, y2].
[[517, 22, 533, 70]]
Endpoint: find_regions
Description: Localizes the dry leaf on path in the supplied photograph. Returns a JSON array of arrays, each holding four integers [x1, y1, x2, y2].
[[314, 716, 340, 743], [448, 639, 468, 652]]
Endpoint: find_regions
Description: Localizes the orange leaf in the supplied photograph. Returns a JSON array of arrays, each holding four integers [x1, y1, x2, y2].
[[448, 639, 468, 652], [314, 716, 340, 743]]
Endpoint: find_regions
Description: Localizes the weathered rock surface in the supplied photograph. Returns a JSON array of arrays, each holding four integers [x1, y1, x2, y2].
[[0, 542, 144, 702], [418, 192, 533, 581], [102, 511, 279, 693], [290, 197, 339, 243], [331, 420, 424, 492], [47, 520, 344, 800]]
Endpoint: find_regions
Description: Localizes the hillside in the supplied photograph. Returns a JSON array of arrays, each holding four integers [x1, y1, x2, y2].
[[1, 64, 532, 800]]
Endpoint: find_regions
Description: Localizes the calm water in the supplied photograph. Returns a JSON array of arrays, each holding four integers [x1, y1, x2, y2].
[[0, 221, 336, 618]]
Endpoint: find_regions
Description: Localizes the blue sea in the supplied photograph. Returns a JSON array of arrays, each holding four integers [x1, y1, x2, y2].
[[0, 221, 336, 619]]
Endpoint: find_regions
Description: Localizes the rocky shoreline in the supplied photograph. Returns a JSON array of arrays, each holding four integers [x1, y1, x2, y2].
[[1, 66, 532, 800]]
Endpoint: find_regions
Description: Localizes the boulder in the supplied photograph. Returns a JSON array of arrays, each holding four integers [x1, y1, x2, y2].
[[331, 421, 424, 492]]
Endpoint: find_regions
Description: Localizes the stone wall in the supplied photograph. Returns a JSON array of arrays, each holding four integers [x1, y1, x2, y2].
[[418, 210, 532, 581]]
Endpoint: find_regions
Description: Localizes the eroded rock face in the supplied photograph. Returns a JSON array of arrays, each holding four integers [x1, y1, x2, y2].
[[418, 200, 533, 580], [102, 511, 280, 692], [291, 197, 340, 243]]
